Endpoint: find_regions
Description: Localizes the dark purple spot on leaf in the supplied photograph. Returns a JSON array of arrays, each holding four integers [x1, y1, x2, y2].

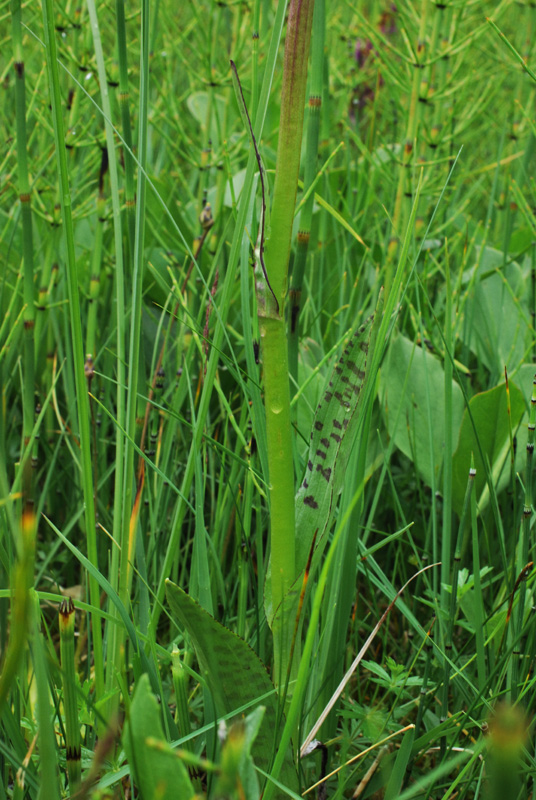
[[304, 495, 318, 509], [320, 437, 329, 448], [347, 360, 366, 379], [325, 392, 333, 402], [307, 460, 313, 471], [330, 433, 342, 443], [316, 450, 327, 459], [333, 420, 342, 430], [316, 465, 332, 482], [315, 421, 324, 430], [335, 391, 350, 408]]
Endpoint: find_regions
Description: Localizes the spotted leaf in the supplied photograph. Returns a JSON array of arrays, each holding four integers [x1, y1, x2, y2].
[[165, 580, 298, 798]]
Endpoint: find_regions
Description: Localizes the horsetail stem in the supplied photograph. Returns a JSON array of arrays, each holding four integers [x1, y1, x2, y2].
[[385, 0, 427, 296], [85, 148, 108, 360]]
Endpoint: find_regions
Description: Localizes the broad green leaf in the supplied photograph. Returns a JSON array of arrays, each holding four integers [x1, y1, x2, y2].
[[379, 334, 465, 489], [123, 674, 195, 800], [460, 246, 529, 377], [451, 381, 525, 514], [165, 580, 299, 798], [265, 301, 382, 627], [186, 91, 235, 150], [508, 227, 534, 253]]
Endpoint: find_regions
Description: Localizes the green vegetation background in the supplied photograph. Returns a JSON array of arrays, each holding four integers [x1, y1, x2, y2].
[[2, 0, 536, 798]]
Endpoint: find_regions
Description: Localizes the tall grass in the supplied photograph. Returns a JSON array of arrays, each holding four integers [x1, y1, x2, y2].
[[2, 0, 536, 798]]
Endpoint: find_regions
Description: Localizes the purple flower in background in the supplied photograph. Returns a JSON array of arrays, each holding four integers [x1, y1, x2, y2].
[[379, 4, 398, 35], [355, 38, 373, 68]]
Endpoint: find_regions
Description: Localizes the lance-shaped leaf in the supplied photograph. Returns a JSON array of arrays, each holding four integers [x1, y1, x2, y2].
[[165, 580, 299, 798], [295, 305, 381, 560], [265, 295, 383, 628]]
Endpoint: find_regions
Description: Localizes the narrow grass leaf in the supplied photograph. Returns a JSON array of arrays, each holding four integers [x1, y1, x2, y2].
[[384, 726, 415, 800]]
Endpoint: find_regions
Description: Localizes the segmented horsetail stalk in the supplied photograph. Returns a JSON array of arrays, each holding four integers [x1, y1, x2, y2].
[[59, 599, 81, 790], [385, 0, 428, 295], [85, 147, 108, 359]]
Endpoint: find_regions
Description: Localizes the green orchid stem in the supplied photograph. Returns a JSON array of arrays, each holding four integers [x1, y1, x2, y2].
[[261, 316, 295, 658], [262, 0, 315, 685]]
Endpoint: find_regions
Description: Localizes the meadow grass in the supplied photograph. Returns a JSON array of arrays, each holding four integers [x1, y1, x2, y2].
[[2, 0, 536, 797]]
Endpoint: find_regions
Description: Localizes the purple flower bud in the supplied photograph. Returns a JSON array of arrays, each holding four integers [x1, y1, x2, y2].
[[379, 4, 398, 35], [355, 38, 373, 68]]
